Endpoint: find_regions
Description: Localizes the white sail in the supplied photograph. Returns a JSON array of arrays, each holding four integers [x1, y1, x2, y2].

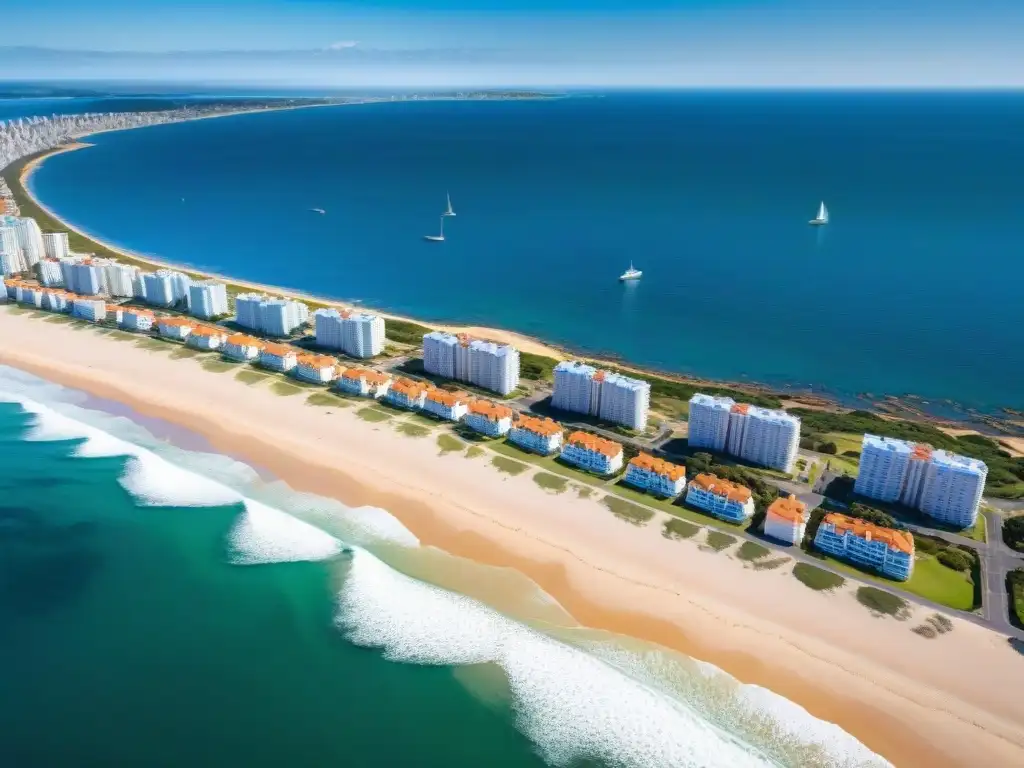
[[817, 202, 828, 222], [444, 192, 455, 216]]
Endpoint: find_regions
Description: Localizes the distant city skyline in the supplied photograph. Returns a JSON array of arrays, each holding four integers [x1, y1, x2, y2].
[[4, 0, 1023, 88]]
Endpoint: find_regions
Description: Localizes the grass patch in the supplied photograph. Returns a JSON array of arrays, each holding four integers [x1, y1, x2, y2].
[[489, 439, 608, 487], [704, 531, 737, 552], [465, 446, 485, 459], [533, 472, 568, 494], [200, 359, 236, 373], [856, 586, 911, 619], [753, 557, 791, 571], [601, 495, 655, 527], [736, 541, 771, 561], [662, 519, 700, 540], [357, 407, 392, 423], [396, 423, 430, 438], [306, 391, 352, 408], [793, 563, 846, 592], [491, 456, 529, 476], [1008, 570, 1024, 629], [576, 485, 594, 500], [171, 346, 203, 360], [437, 433, 465, 454], [235, 369, 270, 385], [43, 314, 74, 324], [958, 514, 987, 543], [408, 411, 444, 428], [270, 380, 305, 396]]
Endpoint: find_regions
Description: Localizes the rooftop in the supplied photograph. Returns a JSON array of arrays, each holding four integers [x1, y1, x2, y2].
[[515, 414, 563, 437], [297, 353, 338, 368], [689, 392, 736, 409], [426, 389, 469, 407], [689, 473, 752, 504], [822, 513, 915, 555], [767, 494, 807, 524], [629, 453, 685, 481], [157, 317, 195, 328], [341, 367, 391, 385], [189, 325, 227, 338], [567, 431, 623, 458], [225, 333, 264, 347], [262, 342, 295, 356], [391, 377, 432, 397], [468, 400, 513, 421]]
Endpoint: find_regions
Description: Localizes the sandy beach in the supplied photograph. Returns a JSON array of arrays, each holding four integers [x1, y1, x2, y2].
[[2, 307, 1023, 767]]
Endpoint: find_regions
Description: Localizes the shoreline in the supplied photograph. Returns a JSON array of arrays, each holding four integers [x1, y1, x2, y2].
[[2, 311, 1024, 767]]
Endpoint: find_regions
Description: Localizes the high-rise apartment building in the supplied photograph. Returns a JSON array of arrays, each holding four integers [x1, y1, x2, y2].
[[235, 293, 309, 337], [188, 280, 230, 319], [422, 332, 520, 396], [42, 231, 69, 260], [314, 309, 385, 359], [551, 361, 649, 430], [687, 394, 800, 473]]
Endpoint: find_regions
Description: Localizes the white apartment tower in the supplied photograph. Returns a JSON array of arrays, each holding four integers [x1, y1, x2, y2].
[[103, 262, 139, 298], [188, 280, 230, 319], [235, 293, 308, 336], [42, 232, 70, 260], [423, 332, 521, 396], [687, 393, 734, 453], [687, 394, 800, 473], [0, 225, 26, 274], [12, 217, 44, 268], [551, 361, 649, 430], [856, 435, 988, 528], [314, 309, 385, 359], [38, 259, 64, 287]]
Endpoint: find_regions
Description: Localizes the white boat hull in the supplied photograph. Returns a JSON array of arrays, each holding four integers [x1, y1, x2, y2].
[[619, 274, 642, 281], [808, 219, 827, 226], [424, 235, 445, 242]]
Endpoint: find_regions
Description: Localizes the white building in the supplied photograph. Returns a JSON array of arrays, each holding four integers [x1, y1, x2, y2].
[[41, 289, 70, 312], [62, 258, 105, 296], [685, 473, 755, 523], [561, 431, 624, 475], [102, 262, 139, 298], [222, 334, 264, 361], [71, 298, 106, 323], [186, 326, 228, 351], [0, 224, 25, 274], [120, 308, 155, 332], [294, 354, 340, 384], [105, 304, 124, 324], [855, 435, 988, 529], [42, 231, 70, 260], [142, 269, 191, 307], [236, 293, 308, 337], [687, 394, 800, 474], [188, 281, 230, 320], [624, 454, 686, 498], [552, 361, 650, 429], [764, 495, 808, 545], [509, 415, 563, 455], [422, 332, 521, 396], [9, 217, 44, 268], [314, 308, 385, 359], [19, 285, 43, 307], [258, 343, 298, 372], [464, 400, 514, 437], [336, 368, 392, 398], [38, 258, 64, 287], [422, 390, 471, 422], [156, 317, 195, 340]]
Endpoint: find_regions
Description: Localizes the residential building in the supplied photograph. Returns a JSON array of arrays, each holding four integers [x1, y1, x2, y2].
[[222, 334, 264, 361], [188, 281, 230, 320], [687, 394, 800, 474], [41, 289, 71, 312], [422, 390, 471, 422], [624, 453, 686, 498], [685, 473, 755, 523], [19, 285, 43, 307], [186, 326, 228, 351], [103, 262, 139, 298], [509, 415, 563, 455], [855, 434, 988, 529], [0, 224, 26, 274], [156, 317, 195, 340], [105, 304, 124, 324], [119, 308, 155, 332], [258, 343, 298, 372], [552, 361, 650, 429], [142, 270, 191, 307], [422, 332, 521, 396], [561, 431, 624, 475], [764, 495, 808, 545], [235, 293, 308, 337], [464, 400, 514, 437], [385, 377, 432, 410], [813, 513, 915, 581], [38, 258, 64, 287], [63, 258, 105, 296], [314, 308, 385, 358], [6, 216, 44, 268], [336, 368, 392, 398], [294, 354, 341, 384], [42, 231, 69, 260], [70, 298, 106, 323]]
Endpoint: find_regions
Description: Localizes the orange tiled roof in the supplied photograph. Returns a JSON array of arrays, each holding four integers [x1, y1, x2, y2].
[[262, 342, 295, 356], [157, 317, 195, 328], [125, 308, 155, 318], [105, 304, 122, 312], [468, 400, 513, 421], [391, 377, 431, 398], [189, 325, 227, 338], [690, 473, 752, 504], [567, 430, 623, 458], [629, 453, 685, 481], [911, 443, 934, 460], [225, 333, 264, 347], [767, 495, 807, 524], [427, 389, 468, 407], [516, 414, 562, 437], [297, 353, 337, 368], [731, 403, 750, 414], [822, 513, 914, 555], [593, 370, 606, 382], [342, 367, 391, 385]]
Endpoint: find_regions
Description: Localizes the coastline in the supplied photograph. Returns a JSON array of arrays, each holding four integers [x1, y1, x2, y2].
[[2, 310, 1024, 767]]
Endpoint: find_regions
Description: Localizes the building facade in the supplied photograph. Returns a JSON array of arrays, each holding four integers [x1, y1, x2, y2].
[[464, 400, 514, 437], [685, 473, 755, 523], [422, 332, 520, 396], [236, 293, 308, 337], [314, 309, 385, 358], [156, 317, 195, 340], [70, 298, 106, 323], [38, 258, 64, 286], [294, 354, 340, 384], [258, 343, 298, 372], [624, 453, 686, 498], [509, 415, 563, 455], [687, 394, 800, 473], [687, 394, 734, 453], [42, 231, 69, 260], [422, 390, 470, 422], [336, 368, 392, 398], [813, 513, 914, 581], [764, 495, 808, 545], [120, 308, 155, 332], [552, 361, 650, 429], [222, 334, 264, 361], [560, 431, 624, 475], [188, 281, 230, 320], [385, 378, 432, 410], [186, 326, 228, 350]]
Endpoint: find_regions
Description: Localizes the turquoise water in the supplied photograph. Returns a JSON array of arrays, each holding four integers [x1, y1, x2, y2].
[[0, 366, 890, 767], [27, 92, 1024, 411]]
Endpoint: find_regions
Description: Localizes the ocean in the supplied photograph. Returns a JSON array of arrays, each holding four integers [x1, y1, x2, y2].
[[0, 365, 887, 767], [25, 91, 1024, 412]]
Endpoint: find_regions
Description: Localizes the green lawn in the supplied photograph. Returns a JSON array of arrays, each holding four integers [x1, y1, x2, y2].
[[491, 456, 529, 476], [436, 434, 465, 454], [855, 586, 910, 619], [306, 391, 352, 408], [662, 519, 700, 540], [396, 423, 430, 438], [235, 369, 271, 385], [1010, 572, 1024, 628], [792, 563, 846, 591], [465, 446, 486, 460], [270, 380, 305, 396], [821, 432, 862, 476], [704, 531, 737, 552], [356, 407, 392, 423], [533, 472, 569, 494], [957, 515, 987, 543], [736, 541, 771, 561], [601, 495, 655, 526]]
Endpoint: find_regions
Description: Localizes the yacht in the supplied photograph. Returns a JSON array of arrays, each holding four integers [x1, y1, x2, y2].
[[443, 192, 456, 217], [424, 216, 445, 242], [619, 262, 642, 281], [809, 201, 829, 226], [311, 208, 326, 214]]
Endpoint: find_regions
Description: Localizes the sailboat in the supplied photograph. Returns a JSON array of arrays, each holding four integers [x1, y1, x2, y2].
[[619, 261, 642, 281], [423, 216, 445, 242], [809, 201, 829, 226], [443, 192, 456, 217]]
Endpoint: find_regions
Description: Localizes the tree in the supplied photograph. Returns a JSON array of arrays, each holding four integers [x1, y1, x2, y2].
[[818, 442, 838, 455], [1003, 515, 1024, 553], [937, 549, 972, 572]]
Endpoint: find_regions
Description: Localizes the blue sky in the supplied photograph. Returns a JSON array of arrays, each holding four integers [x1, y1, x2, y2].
[[4, 0, 1023, 87]]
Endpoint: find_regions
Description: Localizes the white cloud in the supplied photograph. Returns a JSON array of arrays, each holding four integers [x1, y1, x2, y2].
[[326, 41, 359, 50]]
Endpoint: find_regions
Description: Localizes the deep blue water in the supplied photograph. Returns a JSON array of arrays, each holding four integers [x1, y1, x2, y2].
[[29, 92, 1024, 409]]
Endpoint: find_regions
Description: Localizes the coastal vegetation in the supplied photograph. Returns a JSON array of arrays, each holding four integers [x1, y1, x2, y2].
[[384, 319, 432, 345], [436, 434, 465, 454], [519, 351, 559, 381], [736, 541, 771, 561], [533, 472, 568, 494], [306, 391, 352, 408], [1008, 570, 1024, 628], [794, 408, 1024, 498], [1003, 515, 1024, 553], [396, 423, 430, 438], [662, 519, 700, 540], [704, 531, 736, 552], [464, 445, 485, 460], [601, 495, 655, 526], [855, 587, 910, 619], [356, 407, 391, 423], [491, 456, 529, 476], [792, 563, 846, 592]]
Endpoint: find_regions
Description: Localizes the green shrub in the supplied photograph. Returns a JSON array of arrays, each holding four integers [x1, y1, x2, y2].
[[936, 549, 972, 572]]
